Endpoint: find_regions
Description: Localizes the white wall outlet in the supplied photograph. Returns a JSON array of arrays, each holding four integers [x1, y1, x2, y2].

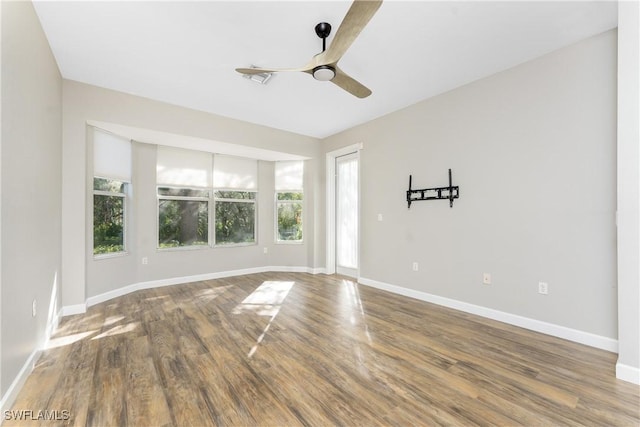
[[377, 213, 383, 222], [263, 247, 268, 254], [142, 257, 148, 265], [483, 273, 491, 285], [412, 262, 419, 271], [32, 299, 37, 317], [538, 282, 549, 294]]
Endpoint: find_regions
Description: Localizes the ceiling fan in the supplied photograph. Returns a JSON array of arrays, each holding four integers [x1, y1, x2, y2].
[[236, 0, 382, 99]]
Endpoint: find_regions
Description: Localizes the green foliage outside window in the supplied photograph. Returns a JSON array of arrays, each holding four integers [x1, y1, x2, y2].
[[215, 191, 256, 245], [158, 199, 208, 248], [277, 192, 303, 242], [93, 178, 125, 255]]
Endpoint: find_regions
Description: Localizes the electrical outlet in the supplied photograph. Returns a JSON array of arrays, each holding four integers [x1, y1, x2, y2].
[[538, 282, 548, 295], [483, 273, 491, 285], [32, 299, 37, 317], [142, 257, 148, 265], [377, 213, 383, 222], [412, 262, 419, 271], [263, 247, 268, 254]]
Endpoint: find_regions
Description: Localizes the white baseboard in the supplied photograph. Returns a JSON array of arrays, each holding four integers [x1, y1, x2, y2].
[[358, 276, 618, 353], [0, 349, 41, 416], [616, 362, 640, 385], [85, 266, 269, 308], [63, 265, 326, 315], [61, 303, 86, 316], [271, 266, 326, 275]]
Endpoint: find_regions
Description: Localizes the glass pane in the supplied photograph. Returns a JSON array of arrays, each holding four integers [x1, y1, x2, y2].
[[94, 177, 125, 193], [214, 191, 256, 200], [94, 194, 124, 254], [158, 187, 209, 198], [336, 155, 358, 269], [215, 201, 255, 244], [277, 192, 303, 201], [158, 199, 208, 248], [277, 202, 303, 241]]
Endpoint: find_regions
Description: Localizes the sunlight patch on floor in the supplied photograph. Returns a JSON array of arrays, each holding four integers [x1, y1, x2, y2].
[[46, 330, 98, 349], [92, 322, 139, 339], [342, 279, 373, 345], [196, 285, 233, 302], [233, 281, 294, 316], [233, 281, 294, 358]]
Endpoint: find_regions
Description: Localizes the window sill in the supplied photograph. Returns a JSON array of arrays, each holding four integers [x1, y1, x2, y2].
[[157, 245, 209, 252], [214, 242, 257, 248], [93, 251, 128, 260], [276, 240, 304, 245]]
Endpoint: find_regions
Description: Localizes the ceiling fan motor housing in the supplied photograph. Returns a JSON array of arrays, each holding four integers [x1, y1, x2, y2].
[[315, 22, 332, 40]]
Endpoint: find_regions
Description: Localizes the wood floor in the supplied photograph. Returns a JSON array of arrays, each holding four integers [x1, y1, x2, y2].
[[5, 273, 639, 426]]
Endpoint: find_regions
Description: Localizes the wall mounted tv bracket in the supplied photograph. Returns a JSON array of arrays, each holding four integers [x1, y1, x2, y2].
[[407, 169, 459, 208]]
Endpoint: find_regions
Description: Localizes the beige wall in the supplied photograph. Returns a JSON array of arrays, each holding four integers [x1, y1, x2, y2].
[[62, 81, 323, 302], [323, 30, 618, 340], [1, 0, 62, 398]]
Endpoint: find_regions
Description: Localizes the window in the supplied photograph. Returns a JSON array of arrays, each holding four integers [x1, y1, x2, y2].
[[156, 146, 212, 249], [92, 128, 131, 256], [158, 188, 209, 248], [276, 192, 303, 241], [275, 161, 304, 243], [213, 155, 258, 246], [214, 191, 256, 245], [93, 178, 126, 254], [156, 149, 258, 248]]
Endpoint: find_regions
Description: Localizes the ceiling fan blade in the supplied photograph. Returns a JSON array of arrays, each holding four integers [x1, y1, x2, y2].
[[236, 66, 310, 75], [322, 0, 382, 65], [331, 67, 372, 98]]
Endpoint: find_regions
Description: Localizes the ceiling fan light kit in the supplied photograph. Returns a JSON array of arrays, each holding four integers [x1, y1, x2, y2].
[[312, 65, 336, 81], [235, 0, 382, 98]]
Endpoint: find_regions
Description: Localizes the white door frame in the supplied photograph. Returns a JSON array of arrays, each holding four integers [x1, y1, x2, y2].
[[326, 143, 362, 276]]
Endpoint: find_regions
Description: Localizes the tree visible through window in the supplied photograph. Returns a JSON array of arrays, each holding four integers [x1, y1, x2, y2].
[[215, 191, 256, 245], [93, 177, 126, 255], [158, 187, 209, 248], [277, 192, 303, 241], [275, 160, 304, 243]]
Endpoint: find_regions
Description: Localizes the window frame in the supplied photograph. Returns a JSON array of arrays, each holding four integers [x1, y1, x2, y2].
[[213, 189, 258, 247], [93, 176, 128, 259], [156, 185, 211, 251]]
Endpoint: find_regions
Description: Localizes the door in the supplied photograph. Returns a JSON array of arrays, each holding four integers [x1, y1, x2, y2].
[[336, 153, 359, 277]]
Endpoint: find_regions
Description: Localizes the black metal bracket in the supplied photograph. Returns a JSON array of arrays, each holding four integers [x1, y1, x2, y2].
[[407, 169, 459, 209]]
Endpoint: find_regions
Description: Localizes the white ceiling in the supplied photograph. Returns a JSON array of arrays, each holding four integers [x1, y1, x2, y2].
[[33, 1, 617, 139]]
